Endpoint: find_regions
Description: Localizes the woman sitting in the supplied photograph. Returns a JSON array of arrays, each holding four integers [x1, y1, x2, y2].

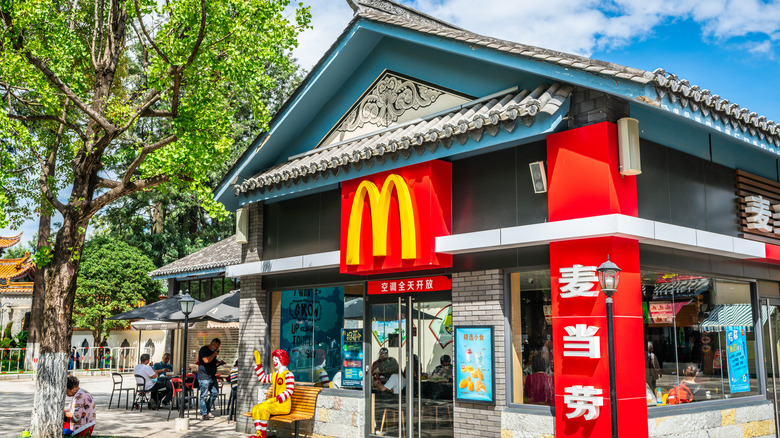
[[63, 375, 96, 437], [523, 355, 554, 406]]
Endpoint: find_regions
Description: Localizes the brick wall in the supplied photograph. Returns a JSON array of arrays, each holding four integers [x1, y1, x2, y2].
[[452, 270, 506, 438], [237, 201, 266, 434], [501, 410, 554, 438]]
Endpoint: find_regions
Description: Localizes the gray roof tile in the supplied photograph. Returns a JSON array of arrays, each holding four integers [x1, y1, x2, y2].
[[149, 236, 241, 279]]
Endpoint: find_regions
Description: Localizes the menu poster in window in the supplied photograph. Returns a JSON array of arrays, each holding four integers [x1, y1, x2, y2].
[[280, 287, 344, 384], [454, 326, 495, 404], [726, 326, 750, 394], [341, 329, 364, 388]]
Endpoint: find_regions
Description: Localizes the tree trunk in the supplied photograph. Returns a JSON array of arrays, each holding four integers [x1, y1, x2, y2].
[[30, 216, 85, 438], [26, 211, 51, 370]]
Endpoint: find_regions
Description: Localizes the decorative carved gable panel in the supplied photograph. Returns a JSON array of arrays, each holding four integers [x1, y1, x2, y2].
[[319, 71, 471, 148]]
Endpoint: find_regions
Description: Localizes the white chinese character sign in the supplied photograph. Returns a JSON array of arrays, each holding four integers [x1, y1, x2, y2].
[[563, 324, 601, 359], [737, 171, 780, 242], [564, 386, 603, 420], [367, 276, 451, 295], [559, 265, 599, 298]]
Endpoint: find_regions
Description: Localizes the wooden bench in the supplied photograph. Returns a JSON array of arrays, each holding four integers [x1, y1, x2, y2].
[[244, 385, 322, 437]]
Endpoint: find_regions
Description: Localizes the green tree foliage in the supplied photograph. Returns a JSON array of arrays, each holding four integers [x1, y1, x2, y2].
[[0, 1, 311, 435], [73, 237, 161, 346]]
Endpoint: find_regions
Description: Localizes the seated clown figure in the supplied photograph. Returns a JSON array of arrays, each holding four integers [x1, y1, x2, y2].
[[251, 349, 294, 438]]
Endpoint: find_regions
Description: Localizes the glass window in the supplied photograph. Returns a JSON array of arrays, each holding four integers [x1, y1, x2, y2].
[[509, 270, 554, 406], [189, 280, 201, 301], [270, 285, 364, 390], [643, 271, 760, 406]]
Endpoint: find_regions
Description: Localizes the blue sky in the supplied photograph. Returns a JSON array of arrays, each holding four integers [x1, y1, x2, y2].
[[4, 0, 780, 248]]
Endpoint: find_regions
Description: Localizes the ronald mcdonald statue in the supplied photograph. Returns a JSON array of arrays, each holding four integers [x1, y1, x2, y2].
[[251, 349, 294, 438]]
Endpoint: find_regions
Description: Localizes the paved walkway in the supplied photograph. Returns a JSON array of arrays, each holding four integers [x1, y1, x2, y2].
[[0, 374, 247, 438]]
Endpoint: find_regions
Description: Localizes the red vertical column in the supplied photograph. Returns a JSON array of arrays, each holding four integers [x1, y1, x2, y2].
[[547, 122, 648, 438]]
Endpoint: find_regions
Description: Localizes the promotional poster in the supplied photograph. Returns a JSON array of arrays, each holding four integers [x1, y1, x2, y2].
[[726, 326, 750, 394], [341, 328, 364, 388], [280, 287, 344, 384], [454, 326, 495, 404]]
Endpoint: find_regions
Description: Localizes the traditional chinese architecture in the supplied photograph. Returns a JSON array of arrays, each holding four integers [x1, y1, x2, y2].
[[215, 1, 780, 437], [0, 233, 34, 336]]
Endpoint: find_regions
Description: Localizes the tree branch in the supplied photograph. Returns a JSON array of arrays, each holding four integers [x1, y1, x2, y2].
[[133, 0, 171, 64], [95, 177, 122, 189], [183, 0, 207, 69], [29, 143, 66, 214], [122, 134, 178, 184], [87, 173, 174, 218], [7, 113, 87, 142]]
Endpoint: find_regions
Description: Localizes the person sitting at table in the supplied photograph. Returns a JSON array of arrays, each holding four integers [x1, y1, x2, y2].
[[524, 355, 554, 406], [375, 355, 423, 395], [63, 375, 95, 437], [134, 353, 171, 409], [371, 347, 399, 388], [431, 355, 453, 382], [153, 353, 173, 377]]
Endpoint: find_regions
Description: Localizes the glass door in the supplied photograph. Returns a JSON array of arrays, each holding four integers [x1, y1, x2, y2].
[[368, 293, 454, 437], [762, 299, 780, 437]]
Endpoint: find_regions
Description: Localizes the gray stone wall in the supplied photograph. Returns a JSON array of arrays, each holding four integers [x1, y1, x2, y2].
[[451, 270, 506, 438], [501, 410, 554, 438], [648, 401, 775, 438], [568, 88, 629, 129], [267, 391, 365, 438]]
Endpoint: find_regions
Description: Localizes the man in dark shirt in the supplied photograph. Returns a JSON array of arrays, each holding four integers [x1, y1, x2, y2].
[[198, 338, 225, 419]]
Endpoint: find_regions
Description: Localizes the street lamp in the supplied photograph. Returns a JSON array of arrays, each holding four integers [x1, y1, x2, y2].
[[178, 291, 196, 420], [597, 257, 621, 438]]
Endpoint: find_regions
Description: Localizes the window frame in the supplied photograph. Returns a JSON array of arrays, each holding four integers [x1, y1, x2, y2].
[[504, 267, 555, 413]]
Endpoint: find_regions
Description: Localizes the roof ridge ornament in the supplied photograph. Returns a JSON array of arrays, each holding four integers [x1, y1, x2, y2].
[[346, 0, 463, 31]]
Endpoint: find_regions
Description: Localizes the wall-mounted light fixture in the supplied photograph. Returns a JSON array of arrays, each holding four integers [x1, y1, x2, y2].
[[617, 117, 641, 176], [529, 161, 548, 194], [236, 207, 248, 244]]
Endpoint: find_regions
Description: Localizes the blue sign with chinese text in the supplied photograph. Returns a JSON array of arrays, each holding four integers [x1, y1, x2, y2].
[[454, 326, 494, 404], [341, 329, 364, 388], [726, 326, 750, 394]]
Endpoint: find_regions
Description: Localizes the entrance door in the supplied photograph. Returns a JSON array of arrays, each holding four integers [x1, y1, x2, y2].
[[368, 293, 454, 438], [762, 299, 780, 437]]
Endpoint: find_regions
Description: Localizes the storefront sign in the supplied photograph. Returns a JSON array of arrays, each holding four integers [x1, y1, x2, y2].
[[367, 276, 451, 295], [279, 287, 344, 384], [340, 160, 452, 275], [454, 326, 495, 404], [737, 170, 780, 243], [341, 329, 364, 389], [726, 326, 750, 394]]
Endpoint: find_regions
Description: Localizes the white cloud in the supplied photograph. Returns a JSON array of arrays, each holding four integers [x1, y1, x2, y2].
[[290, 0, 780, 71]]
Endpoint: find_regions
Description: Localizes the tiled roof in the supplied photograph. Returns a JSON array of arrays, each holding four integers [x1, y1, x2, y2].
[[350, 0, 780, 148], [234, 83, 573, 195], [651, 69, 780, 147], [0, 232, 22, 249], [0, 252, 33, 280], [149, 236, 241, 279], [0, 281, 33, 294]]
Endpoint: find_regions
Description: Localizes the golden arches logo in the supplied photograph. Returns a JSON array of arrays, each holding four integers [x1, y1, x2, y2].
[[346, 174, 417, 265]]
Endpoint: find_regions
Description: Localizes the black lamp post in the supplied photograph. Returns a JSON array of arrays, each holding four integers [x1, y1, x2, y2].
[[597, 257, 621, 438], [178, 291, 196, 419]]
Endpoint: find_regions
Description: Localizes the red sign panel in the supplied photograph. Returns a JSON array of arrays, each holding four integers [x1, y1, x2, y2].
[[340, 160, 452, 275], [367, 276, 451, 295]]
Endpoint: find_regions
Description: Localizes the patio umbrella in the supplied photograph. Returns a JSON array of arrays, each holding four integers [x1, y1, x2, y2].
[[169, 290, 240, 322], [107, 296, 201, 321], [130, 320, 185, 331], [343, 298, 440, 321]]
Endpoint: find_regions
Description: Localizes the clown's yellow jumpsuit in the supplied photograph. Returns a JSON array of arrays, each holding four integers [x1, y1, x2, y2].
[[252, 363, 294, 437]]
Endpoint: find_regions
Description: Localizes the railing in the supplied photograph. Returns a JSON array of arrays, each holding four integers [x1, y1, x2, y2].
[[0, 348, 27, 373], [70, 346, 153, 374]]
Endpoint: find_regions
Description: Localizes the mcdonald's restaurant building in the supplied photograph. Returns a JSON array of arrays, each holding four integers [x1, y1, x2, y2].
[[216, 1, 780, 437]]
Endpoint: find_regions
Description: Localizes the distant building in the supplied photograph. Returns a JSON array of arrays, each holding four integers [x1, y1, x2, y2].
[[0, 233, 33, 336]]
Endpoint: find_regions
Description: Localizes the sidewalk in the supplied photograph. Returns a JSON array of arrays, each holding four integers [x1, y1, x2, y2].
[[0, 375, 246, 438]]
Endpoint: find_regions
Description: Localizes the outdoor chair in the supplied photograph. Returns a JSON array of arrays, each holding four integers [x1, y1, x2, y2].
[[132, 374, 152, 412], [168, 378, 197, 421], [108, 372, 134, 410]]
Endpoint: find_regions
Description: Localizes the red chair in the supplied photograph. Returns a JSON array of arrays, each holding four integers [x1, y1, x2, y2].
[[168, 378, 197, 421]]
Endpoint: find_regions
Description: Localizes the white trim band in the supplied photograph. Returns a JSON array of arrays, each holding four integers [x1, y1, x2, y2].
[[225, 251, 340, 278], [436, 214, 765, 259]]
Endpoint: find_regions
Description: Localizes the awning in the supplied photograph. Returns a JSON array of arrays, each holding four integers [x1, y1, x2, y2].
[[108, 296, 202, 321], [168, 290, 240, 322], [130, 320, 185, 331], [699, 304, 768, 332]]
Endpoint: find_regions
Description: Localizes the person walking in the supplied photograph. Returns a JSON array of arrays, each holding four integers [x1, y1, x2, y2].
[[198, 338, 225, 420], [646, 341, 662, 391]]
